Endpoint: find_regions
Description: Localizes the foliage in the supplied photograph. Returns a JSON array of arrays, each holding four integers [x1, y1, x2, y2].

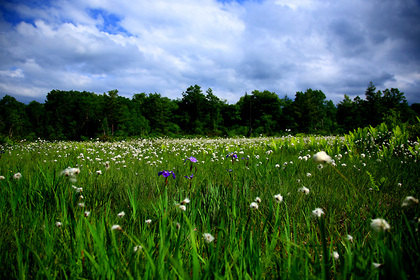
[[0, 83, 418, 141]]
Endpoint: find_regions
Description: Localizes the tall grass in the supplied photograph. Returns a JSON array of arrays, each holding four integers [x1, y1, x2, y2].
[[0, 133, 419, 279]]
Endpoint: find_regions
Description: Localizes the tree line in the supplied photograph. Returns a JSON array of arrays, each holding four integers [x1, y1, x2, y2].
[[0, 82, 419, 142]]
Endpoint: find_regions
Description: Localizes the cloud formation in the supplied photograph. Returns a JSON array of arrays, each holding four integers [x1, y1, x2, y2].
[[0, 0, 419, 104]]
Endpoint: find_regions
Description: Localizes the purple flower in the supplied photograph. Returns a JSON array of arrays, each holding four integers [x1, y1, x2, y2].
[[184, 156, 198, 163], [184, 174, 194, 180], [226, 153, 238, 159], [158, 170, 176, 179]]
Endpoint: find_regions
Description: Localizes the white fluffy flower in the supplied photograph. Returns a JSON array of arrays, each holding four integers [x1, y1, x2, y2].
[[181, 198, 190, 205], [145, 219, 152, 225], [55, 221, 62, 227], [255, 197, 261, 203], [401, 196, 419, 207], [179, 205, 186, 211], [313, 151, 331, 164], [96, 170, 102, 175], [203, 233, 215, 243], [333, 251, 339, 260], [111, 224, 122, 231], [274, 194, 283, 203], [298, 186, 310, 195], [312, 208, 325, 218], [371, 218, 390, 232], [250, 202, 259, 209], [117, 211, 125, 218], [346, 234, 353, 242], [13, 172, 22, 180]]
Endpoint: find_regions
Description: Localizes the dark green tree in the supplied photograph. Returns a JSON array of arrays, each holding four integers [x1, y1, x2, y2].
[[177, 85, 207, 134], [0, 95, 30, 140], [293, 89, 327, 133]]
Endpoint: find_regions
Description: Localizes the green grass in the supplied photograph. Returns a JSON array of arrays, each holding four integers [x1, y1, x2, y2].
[[0, 134, 419, 279]]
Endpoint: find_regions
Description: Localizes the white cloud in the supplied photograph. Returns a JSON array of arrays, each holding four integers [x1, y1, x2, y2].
[[0, 0, 419, 104]]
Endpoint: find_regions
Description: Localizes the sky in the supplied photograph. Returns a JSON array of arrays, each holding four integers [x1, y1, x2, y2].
[[0, 0, 420, 105]]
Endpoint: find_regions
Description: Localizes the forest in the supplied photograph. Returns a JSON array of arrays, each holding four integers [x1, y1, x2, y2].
[[0, 82, 419, 142]]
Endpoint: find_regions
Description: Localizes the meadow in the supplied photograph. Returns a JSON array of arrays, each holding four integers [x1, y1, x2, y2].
[[0, 124, 419, 279]]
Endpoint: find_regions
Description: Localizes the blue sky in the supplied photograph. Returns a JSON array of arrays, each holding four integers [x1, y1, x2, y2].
[[1, 0, 420, 104]]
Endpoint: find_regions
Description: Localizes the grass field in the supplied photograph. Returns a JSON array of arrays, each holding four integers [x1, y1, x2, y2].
[[0, 129, 419, 279]]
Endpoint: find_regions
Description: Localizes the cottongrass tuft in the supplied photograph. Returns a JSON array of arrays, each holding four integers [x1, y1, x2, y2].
[[401, 196, 419, 207], [346, 234, 354, 242], [96, 170, 102, 175], [145, 219, 152, 225], [111, 225, 122, 231], [13, 172, 22, 180], [255, 197, 261, 203], [181, 198, 190, 205], [371, 218, 391, 233], [117, 211, 125, 218], [178, 205, 187, 211], [250, 202, 259, 209], [333, 251, 339, 260], [133, 245, 142, 252], [203, 233, 215, 243], [0, 175, 5, 180], [274, 194, 283, 203], [312, 208, 325, 218], [313, 151, 332, 164], [55, 221, 62, 227], [298, 186, 310, 195], [84, 211, 90, 217]]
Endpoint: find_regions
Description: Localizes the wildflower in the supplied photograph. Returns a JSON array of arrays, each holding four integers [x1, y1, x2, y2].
[[317, 164, 323, 170], [312, 208, 325, 218], [373, 262, 382, 269], [250, 202, 259, 209], [306, 173, 312, 177], [145, 219, 152, 224], [181, 198, 190, 205], [96, 170, 102, 175], [13, 172, 22, 180], [371, 218, 391, 232], [176, 222, 181, 229], [346, 234, 353, 242], [274, 194, 283, 203], [117, 211, 125, 218], [72, 185, 83, 192], [184, 174, 194, 180], [333, 251, 339, 260], [402, 196, 418, 207], [158, 170, 176, 179], [111, 225, 122, 231], [61, 167, 80, 177], [78, 203, 85, 208], [298, 186, 310, 195], [84, 211, 90, 217], [178, 205, 186, 211], [0, 176, 5, 180], [203, 233, 215, 243], [313, 151, 331, 164], [133, 245, 142, 252], [55, 221, 62, 227], [184, 156, 197, 163], [255, 197, 261, 203], [226, 153, 238, 159]]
